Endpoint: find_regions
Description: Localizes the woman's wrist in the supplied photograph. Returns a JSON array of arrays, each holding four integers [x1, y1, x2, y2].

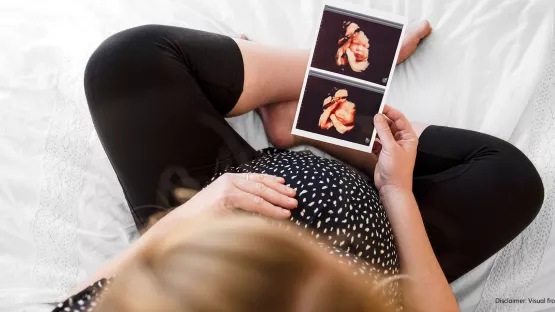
[[379, 184, 418, 222], [378, 184, 413, 199], [147, 204, 196, 238]]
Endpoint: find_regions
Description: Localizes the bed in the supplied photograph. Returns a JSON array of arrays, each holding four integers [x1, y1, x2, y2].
[[1, 0, 554, 311]]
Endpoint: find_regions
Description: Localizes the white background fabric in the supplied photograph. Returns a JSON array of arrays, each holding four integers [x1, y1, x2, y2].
[[1, 1, 554, 311]]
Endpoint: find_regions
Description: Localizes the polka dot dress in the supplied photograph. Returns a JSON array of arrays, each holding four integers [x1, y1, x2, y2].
[[53, 279, 110, 312], [212, 148, 401, 309], [53, 148, 401, 311]]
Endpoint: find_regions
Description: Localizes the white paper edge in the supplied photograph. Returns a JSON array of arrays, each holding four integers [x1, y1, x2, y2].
[[291, 2, 408, 153]]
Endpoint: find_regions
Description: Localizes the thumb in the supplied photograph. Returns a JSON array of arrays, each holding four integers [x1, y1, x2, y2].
[[374, 114, 396, 148]]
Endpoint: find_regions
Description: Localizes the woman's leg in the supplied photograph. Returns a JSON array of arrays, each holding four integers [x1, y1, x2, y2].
[[254, 22, 433, 172], [85, 25, 256, 229], [175, 22, 431, 174], [84, 22, 431, 227], [233, 20, 433, 119], [412, 126, 544, 282], [227, 40, 309, 117]]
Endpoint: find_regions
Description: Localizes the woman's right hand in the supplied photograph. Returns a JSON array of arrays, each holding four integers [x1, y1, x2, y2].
[[176, 173, 298, 220], [77, 173, 296, 293]]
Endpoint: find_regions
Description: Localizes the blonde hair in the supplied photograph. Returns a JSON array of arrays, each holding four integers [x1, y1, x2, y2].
[[97, 216, 395, 312]]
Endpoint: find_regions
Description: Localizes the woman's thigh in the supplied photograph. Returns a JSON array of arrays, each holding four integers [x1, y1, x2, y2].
[[413, 126, 544, 282], [85, 25, 255, 228]]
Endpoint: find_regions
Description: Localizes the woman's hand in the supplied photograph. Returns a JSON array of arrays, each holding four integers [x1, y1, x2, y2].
[[76, 173, 296, 291], [176, 173, 298, 220], [373, 106, 459, 312], [373, 105, 418, 195]]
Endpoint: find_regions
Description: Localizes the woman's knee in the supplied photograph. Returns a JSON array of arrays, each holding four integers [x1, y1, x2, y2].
[[85, 25, 172, 83], [84, 25, 192, 112], [517, 155, 544, 226], [85, 25, 157, 96], [495, 140, 544, 229]]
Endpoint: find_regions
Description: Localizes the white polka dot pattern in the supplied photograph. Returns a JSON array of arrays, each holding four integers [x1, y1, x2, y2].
[[211, 148, 402, 309], [52, 149, 403, 311], [53, 278, 110, 312]]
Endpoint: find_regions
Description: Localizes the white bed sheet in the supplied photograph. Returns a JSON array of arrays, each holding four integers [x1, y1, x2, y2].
[[1, 1, 554, 311]]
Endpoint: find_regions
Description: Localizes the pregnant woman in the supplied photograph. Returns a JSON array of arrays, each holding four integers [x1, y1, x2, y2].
[[54, 21, 543, 311]]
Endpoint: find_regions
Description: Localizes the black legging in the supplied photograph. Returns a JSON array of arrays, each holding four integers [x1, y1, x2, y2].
[[84, 25, 544, 282]]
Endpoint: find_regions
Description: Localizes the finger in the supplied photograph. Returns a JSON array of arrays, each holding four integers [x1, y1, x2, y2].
[[227, 191, 292, 219], [242, 173, 295, 197], [394, 130, 415, 141], [373, 113, 396, 148], [242, 172, 285, 184], [383, 114, 393, 127], [382, 105, 415, 134], [234, 177, 298, 210], [383, 114, 400, 135], [395, 130, 419, 146]]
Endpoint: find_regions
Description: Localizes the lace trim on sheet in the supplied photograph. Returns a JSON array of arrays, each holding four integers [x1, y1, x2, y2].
[[476, 24, 555, 312], [30, 52, 93, 302]]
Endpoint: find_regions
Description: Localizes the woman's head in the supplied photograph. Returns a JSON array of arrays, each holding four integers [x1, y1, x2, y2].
[[96, 216, 394, 312]]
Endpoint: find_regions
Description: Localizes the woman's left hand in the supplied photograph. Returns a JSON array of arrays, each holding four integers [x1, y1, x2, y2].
[[372, 105, 418, 195]]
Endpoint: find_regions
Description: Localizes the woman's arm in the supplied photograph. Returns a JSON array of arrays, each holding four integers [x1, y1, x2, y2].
[[74, 204, 182, 290], [74, 172, 297, 292], [380, 187, 459, 312], [373, 106, 459, 312]]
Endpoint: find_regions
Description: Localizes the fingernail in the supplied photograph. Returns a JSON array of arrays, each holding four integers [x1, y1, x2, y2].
[[289, 198, 298, 206], [277, 177, 285, 183], [283, 185, 295, 193], [282, 209, 291, 216]]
